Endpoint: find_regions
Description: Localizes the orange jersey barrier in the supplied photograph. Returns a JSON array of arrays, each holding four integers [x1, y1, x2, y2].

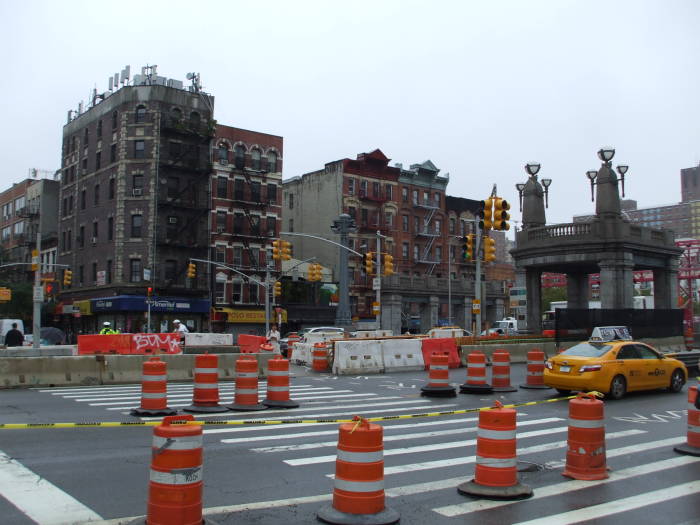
[[130, 357, 176, 417], [77, 334, 132, 355], [237, 334, 267, 353], [421, 338, 460, 370], [562, 393, 608, 480], [131, 333, 182, 354]]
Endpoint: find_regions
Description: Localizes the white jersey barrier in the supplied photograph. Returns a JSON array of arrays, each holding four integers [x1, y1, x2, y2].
[[332, 340, 384, 375], [381, 338, 425, 372], [305, 332, 344, 345], [428, 328, 463, 338], [354, 330, 394, 339], [184, 333, 233, 346], [291, 342, 314, 366]]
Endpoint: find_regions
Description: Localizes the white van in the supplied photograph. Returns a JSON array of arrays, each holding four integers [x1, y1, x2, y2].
[[0, 319, 25, 345]]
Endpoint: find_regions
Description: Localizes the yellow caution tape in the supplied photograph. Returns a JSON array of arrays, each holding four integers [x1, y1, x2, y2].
[[0, 393, 591, 430]]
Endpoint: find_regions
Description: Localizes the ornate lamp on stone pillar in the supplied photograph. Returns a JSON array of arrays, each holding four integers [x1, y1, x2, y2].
[[586, 147, 629, 219], [516, 162, 549, 229]]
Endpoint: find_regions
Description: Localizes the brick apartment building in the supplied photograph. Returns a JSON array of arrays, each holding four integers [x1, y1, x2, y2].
[[283, 149, 509, 333], [57, 70, 214, 335], [209, 124, 284, 335]]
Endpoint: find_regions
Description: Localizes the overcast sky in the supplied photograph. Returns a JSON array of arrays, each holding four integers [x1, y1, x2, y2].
[[2, 0, 699, 232]]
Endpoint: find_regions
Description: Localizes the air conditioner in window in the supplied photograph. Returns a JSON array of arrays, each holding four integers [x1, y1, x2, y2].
[[133, 188, 143, 196], [217, 227, 225, 233], [168, 217, 178, 224], [91, 237, 97, 245], [215, 296, 225, 303]]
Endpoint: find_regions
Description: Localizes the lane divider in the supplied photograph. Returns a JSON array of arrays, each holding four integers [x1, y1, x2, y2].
[[0, 392, 603, 430]]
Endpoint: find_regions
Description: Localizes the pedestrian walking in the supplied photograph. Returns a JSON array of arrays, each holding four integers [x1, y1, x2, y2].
[[4, 323, 24, 347], [172, 319, 189, 343], [267, 324, 281, 354]]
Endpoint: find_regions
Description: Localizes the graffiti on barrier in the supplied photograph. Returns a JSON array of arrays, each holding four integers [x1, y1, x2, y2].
[[132, 333, 181, 354]]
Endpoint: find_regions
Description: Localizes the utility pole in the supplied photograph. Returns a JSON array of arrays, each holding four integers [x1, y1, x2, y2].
[[474, 225, 482, 335], [375, 231, 383, 329], [32, 218, 42, 349], [264, 265, 271, 335], [330, 214, 357, 328]]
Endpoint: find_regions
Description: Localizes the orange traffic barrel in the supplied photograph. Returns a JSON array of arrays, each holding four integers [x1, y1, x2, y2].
[[460, 350, 493, 394], [421, 353, 456, 397], [519, 349, 552, 390], [317, 417, 399, 525], [287, 333, 301, 360], [674, 385, 700, 456], [562, 393, 608, 480], [228, 355, 268, 411], [491, 349, 517, 392], [263, 355, 299, 408], [458, 401, 532, 499], [147, 415, 203, 525], [130, 357, 177, 417], [184, 353, 228, 413], [313, 342, 329, 372]]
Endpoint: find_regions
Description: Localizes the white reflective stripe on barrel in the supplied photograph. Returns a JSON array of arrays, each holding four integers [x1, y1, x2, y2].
[[237, 372, 258, 378], [150, 467, 202, 485], [477, 427, 516, 440], [141, 392, 166, 399], [266, 386, 289, 392], [569, 418, 604, 428], [152, 434, 202, 450], [194, 368, 218, 374], [431, 365, 448, 370], [193, 383, 219, 389], [688, 424, 700, 433], [333, 478, 384, 493], [142, 375, 167, 382], [467, 376, 486, 382], [236, 388, 258, 394], [468, 363, 486, 369], [336, 449, 383, 463], [476, 456, 517, 467], [267, 370, 288, 376]]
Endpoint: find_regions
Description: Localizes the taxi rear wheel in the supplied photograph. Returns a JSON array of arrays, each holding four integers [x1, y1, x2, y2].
[[608, 375, 627, 400], [556, 389, 572, 396], [669, 369, 685, 393]]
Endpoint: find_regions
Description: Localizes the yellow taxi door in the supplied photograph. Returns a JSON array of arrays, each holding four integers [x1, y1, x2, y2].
[[636, 344, 668, 389], [615, 344, 646, 391]]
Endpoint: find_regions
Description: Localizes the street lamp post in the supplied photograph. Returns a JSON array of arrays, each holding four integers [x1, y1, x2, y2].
[[330, 214, 357, 328]]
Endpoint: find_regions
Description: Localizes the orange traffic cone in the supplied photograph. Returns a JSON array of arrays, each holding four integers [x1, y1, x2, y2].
[[312, 342, 329, 372], [131, 357, 177, 416], [263, 355, 299, 408], [460, 350, 492, 394], [146, 415, 203, 525], [184, 353, 228, 413], [674, 385, 700, 456], [421, 353, 456, 397], [519, 349, 552, 390], [491, 349, 517, 392], [228, 355, 268, 411], [458, 401, 532, 499], [562, 393, 608, 480], [317, 417, 399, 525]]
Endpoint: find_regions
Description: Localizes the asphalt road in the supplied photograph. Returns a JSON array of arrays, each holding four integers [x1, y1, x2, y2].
[[0, 364, 698, 525]]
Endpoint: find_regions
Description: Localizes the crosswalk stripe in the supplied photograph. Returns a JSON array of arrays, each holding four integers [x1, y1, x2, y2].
[[87, 389, 356, 405], [512, 479, 700, 525], [432, 439, 691, 516], [254, 417, 563, 453], [66, 385, 331, 400], [379, 429, 646, 476], [286, 425, 570, 466]]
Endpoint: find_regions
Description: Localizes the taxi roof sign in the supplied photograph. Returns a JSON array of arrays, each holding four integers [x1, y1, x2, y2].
[[589, 326, 632, 343]]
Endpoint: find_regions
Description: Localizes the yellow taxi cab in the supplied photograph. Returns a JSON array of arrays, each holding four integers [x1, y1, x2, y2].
[[543, 326, 687, 400]]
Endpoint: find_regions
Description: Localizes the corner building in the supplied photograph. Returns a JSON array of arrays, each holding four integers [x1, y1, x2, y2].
[[58, 79, 214, 334]]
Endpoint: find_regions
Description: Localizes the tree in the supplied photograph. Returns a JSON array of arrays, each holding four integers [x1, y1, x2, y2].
[[541, 286, 567, 314]]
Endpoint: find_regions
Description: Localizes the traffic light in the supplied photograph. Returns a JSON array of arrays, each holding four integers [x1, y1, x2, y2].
[[147, 286, 153, 298], [493, 197, 510, 231], [482, 197, 494, 230], [484, 236, 497, 262], [383, 254, 394, 276], [63, 269, 72, 287], [273, 281, 282, 296], [364, 252, 374, 276], [466, 234, 474, 260], [307, 263, 322, 281], [187, 262, 197, 278], [272, 239, 281, 260], [281, 240, 292, 261], [44, 281, 55, 297]]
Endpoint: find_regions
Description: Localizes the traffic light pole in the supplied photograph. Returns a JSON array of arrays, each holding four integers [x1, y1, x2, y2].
[[375, 231, 384, 329], [474, 226, 482, 335], [32, 229, 41, 349]]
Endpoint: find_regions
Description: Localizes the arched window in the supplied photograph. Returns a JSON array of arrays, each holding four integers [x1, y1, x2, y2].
[[190, 111, 200, 124], [217, 143, 229, 164], [234, 144, 246, 169], [251, 149, 261, 170], [111, 111, 118, 129], [135, 105, 146, 123], [171, 107, 182, 120], [268, 151, 278, 173]]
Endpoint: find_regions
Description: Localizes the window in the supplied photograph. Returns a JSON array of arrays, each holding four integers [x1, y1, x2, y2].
[[3, 227, 12, 240], [94, 184, 100, 206], [251, 149, 261, 170], [108, 217, 114, 241], [385, 184, 392, 200], [134, 140, 145, 158], [289, 193, 294, 209], [436, 246, 442, 262], [216, 211, 226, 231], [423, 191, 429, 204], [83, 128, 89, 147], [267, 216, 276, 237], [268, 151, 277, 173], [289, 218, 294, 232], [360, 180, 368, 197], [95, 151, 101, 171], [217, 143, 228, 163], [233, 246, 243, 266], [385, 211, 393, 227], [413, 245, 419, 260], [250, 248, 261, 269], [135, 105, 146, 123], [414, 216, 420, 233], [216, 177, 227, 199], [92, 262, 97, 283], [79, 226, 85, 248], [233, 213, 244, 234], [171, 107, 182, 120], [234, 145, 245, 168], [215, 280, 226, 304], [435, 219, 441, 234], [62, 198, 67, 217], [412, 189, 418, 205], [434, 193, 440, 206], [215, 246, 225, 263], [111, 111, 118, 129], [130, 259, 142, 283], [67, 229, 72, 250], [92, 221, 98, 239], [361, 208, 368, 225], [80, 190, 86, 209], [402, 187, 408, 202], [167, 177, 179, 199], [61, 231, 66, 251], [347, 178, 355, 195], [79, 265, 84, 285], [449, 218, 455, 234], [13, 221, 23, 235], [166, 216, 178, 238], [190, 111, 200, 124], [267, 184, 277, 204], [250, 215, 260, 236], [131, 214, 143, 238], [232, 281, 242, 302], [82, 157, 88, 173], [110, 144, 117, 163], [248, 282, 259, 303], [106, 260, 112, 284], [450, 245, 456, 261], [234, 179, 244, 200], [97, 120, 102, 138], [165, 260, 177, 281], [251, 181, 261, 202], [348, 206, 356, 220], [402, 242, 409, 258], [402, 215, 409, 232], [373, 182, 380, 197]]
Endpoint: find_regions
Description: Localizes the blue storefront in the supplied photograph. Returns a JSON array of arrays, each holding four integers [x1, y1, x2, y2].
[[90, 295, 210, 334]]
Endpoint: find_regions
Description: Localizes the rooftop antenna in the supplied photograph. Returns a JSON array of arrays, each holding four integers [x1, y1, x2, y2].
[[143, 64, 157, 85], [186, 72, 201, 92]]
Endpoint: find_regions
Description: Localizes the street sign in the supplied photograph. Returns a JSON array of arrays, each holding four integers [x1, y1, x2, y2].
[[143, 268, 151, 281], [472, 299, 481, 314], [33, 285, 44, 302], [372, 301, 380, 314], [372, 277, 381, 291]]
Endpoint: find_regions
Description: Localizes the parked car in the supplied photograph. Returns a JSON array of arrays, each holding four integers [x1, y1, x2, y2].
[[280, 327, 346, 357]]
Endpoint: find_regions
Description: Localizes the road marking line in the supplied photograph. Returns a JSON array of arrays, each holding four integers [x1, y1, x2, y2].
[[512, 479, 700, 525], [255, 417, 563, 453], [87, 389, 356, 405], [68, 385, 332, 401], [0, 450, 103, 524], [286, 424, 570, 466], [432, 439, 691, 515]]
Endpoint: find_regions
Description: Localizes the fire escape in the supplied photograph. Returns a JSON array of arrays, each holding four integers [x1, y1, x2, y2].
[[415, 197, 440, 275]]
